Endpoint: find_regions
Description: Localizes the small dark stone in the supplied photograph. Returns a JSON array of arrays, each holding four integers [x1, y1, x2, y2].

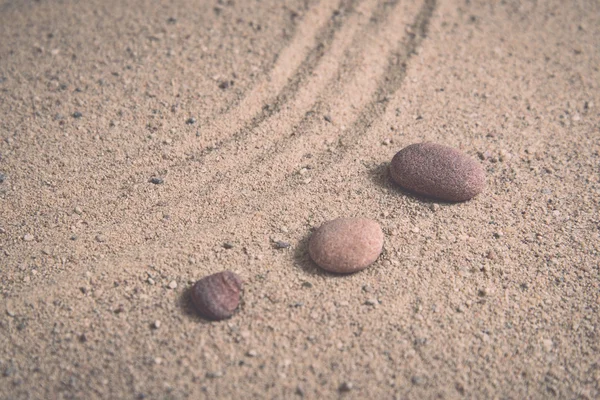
[[218, 81, 230, 90], [323, 115, 332, 123], [191, 271, 243, 320], [223, 242, 234, 249], [0, 173, 5, 183], [167, 17, 177, 24], [72, 111, 82, 118], [0, 77, 6, 83], [53, 113, 64, 121], [149, 177, 163, 185], [186, 117, 196, 124]]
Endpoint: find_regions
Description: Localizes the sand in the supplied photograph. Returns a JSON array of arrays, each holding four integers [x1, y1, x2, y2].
[[1, 0, 599, 398]]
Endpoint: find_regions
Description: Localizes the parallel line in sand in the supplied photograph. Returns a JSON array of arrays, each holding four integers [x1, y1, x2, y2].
[[128, 0, 387, 213], [205, 0, 341, 120], [173, 0, 359, 161], [156, 0, 405, 210], [92, 0, 436, 252], [170, 0, 426, 216]]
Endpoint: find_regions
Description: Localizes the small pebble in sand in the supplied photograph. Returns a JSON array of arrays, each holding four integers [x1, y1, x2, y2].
[[149, 177, 163, 185], [338, 382, 353, 392], [23, 234, 34, 242], [191, 271, 243, 320], [72, 111, 82, 119], [151, 320, 161, 329], [274, 240, 290, 249], [246, 349, 257, 357], [0, 173, 5, 183], [168, 280, 178, 289], [308, 217, 383, 274], [390, 142, 485, 202], [186, 117, 196, 124]]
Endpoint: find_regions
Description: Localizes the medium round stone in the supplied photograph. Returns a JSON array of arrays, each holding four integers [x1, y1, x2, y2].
[[308, 217, 384, 274], [390, 142, 485, 202], [191, 271, 242, 320]]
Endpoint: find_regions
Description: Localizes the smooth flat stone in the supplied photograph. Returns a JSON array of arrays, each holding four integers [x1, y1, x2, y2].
[[308, 217, 384, 274], [390, 142, 485, 202]]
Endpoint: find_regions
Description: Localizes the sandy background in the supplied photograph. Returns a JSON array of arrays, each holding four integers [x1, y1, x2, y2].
[[1, 0, 599, 398]]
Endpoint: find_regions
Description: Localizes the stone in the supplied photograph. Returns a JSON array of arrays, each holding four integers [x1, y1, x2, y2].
[[390, 142, 485, 202], [191, 271, 243, 320], [308, 218, 384, 274]]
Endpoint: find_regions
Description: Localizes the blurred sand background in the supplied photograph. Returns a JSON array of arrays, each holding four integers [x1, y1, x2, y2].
[[1, 0, 599, 398]]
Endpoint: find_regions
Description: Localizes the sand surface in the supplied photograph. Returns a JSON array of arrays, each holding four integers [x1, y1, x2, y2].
[[1, 0, 599, 398]]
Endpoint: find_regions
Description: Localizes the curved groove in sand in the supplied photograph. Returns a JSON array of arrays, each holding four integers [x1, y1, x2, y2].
[[205, 0, 342, 120], [108, 0, 439, 256], [179, 0, 359, 158], [169, 0, 432, 213]]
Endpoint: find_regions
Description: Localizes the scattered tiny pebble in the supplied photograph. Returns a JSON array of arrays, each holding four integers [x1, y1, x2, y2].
[[218, 80, 231, 90], [149, 177, 164, 185], [147, 277, 155, 285], [168, 280, 178, 289], [191, 271, 243, 320], [364, 298, 378, 306], [151, 320, 161, 329], [95, 234, 106, 243], [308, 217, 384, 274], [223, 242, 234, 249], [72, 111, 83, 118], [274, 240, 290, 249], [301, 281, 313, 288], [338, 382, 353, 392], [186, 117, 196, 124], [246, 350, 257, 357], [323, 115, 332, 123], [0, 173, 6, 183], [390, 142, 485, 202], [23, 234, 34, 242], [411, 376, 426, 386]]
